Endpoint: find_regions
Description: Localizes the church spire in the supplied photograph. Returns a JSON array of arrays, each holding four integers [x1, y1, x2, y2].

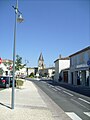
[[38, 52, 44, 61], [38, 52, 44, 70]]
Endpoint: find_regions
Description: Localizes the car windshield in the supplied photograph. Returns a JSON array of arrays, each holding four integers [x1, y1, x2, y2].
[[0, 77, 8, 80]]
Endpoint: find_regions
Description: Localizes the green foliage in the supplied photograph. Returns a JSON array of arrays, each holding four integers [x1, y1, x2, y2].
[[4, 61, 12, 70], [15, 55, 26, 71], [4, 61, 12, 67], [10, 70, 13, 75], [0, 68, 4, 75], [52, 71, 55, 74], [44, 73, 48, 77], [29, 72, 34, 78]]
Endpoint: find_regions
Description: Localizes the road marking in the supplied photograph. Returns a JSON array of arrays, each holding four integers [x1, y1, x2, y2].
[[71, 99, 90, 110], [84, 112, 90, 117], [78, 98, 90, 105], [65, 112, 82, 120], [55, 87, 61, 91], [48, 84, 54, 87], [52, 88, 57, 91], [63, 90, 74, 96]]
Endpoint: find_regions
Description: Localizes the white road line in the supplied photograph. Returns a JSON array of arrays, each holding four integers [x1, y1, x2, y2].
[[52, 88, 57, 91], [78, 98, 90, 105], [55, 87, 61, 91], [71, 99, 90, 110], [65, 112, 82, 120], [84, 112, 90, 117], [63, 90, 74, 96], [48, 85, 54, 87]]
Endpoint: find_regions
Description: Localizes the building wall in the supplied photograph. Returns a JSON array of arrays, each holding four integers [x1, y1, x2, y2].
[[48, 69, 55, 78], [59, 60, 70, 72], [28, 68, 35, 75], [0, 63, 11, 76], [54, 59, 70, 81], [54, 60, 59, 81], [70, 49, 90, 86], [39, 68, 55, 78]]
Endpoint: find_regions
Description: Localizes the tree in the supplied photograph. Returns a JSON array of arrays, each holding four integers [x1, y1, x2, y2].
[[52, 71, 55, 75], [4, 60, 12, 70], [29, 72, 34, 78], [15, 55, 26, 71], [0, 68, 4, 75], [4, 61, 12, 67], [44, 72, 48, 77]]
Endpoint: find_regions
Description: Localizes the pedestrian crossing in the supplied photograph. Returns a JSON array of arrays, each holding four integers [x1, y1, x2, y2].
[[65, 112, 90, 120], [40, 81, 90, 120], [84, 112, 90, 117]]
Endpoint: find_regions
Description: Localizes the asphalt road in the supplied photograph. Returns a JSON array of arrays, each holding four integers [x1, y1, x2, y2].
[[27, 78, 90, 120]]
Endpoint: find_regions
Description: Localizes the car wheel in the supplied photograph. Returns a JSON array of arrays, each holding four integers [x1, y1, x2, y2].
[[5, 84, 9, 88]]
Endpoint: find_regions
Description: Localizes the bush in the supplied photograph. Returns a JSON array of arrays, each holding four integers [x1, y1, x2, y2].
[[29, 72, 34, 78]]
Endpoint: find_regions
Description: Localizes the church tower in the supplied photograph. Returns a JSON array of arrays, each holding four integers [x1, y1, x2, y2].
[[38, 53, 44, 70]]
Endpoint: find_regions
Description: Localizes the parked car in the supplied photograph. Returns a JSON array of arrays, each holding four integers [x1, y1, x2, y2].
[[0, 76, 16, 88], [0, 76, 10, 88], [20, 75, 26, 79]]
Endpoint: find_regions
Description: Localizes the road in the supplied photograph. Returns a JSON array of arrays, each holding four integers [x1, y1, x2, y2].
[[27, 78, 90, 120]]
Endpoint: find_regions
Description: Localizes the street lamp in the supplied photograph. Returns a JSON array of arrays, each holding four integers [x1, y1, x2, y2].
[[12, 0, 24, 109]]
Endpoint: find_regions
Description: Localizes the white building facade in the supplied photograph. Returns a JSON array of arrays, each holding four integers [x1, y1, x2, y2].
[[54, 57, 70, 82], [0, 59, 13, 76], [39, 67, 55, 78], [0, 63, 10, 76], [69, 46, 90, 87]]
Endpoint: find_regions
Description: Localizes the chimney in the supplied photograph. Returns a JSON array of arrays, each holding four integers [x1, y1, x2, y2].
[[59, 54, 62, 59]]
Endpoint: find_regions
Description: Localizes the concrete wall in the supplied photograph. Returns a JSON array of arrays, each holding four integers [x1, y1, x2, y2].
[[54, 59, 70, 81], [54, 60, 59, 81]]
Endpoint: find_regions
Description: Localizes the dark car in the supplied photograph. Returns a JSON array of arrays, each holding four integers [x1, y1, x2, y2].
[[0, 76, 16, 88], [0, 76, 10, 88]]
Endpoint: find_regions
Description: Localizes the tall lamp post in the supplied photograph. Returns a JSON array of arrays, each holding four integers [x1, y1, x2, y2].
[[12, 0, 24, 109]]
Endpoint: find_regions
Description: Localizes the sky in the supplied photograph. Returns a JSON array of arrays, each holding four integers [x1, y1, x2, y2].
[[0, 0, 90, 67]]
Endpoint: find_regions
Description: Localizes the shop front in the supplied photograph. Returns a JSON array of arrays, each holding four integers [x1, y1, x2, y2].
[[69, 46, 90, 87]]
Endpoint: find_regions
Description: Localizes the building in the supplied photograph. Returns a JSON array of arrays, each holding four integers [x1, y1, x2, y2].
[[54, 55, 70, 82], [26, 67, 38, 76], [61, 68, 70, 83], [39, 67, 55, 78], [0, 63, 9, 75], [69, 46, 90, 87], [0, 59, 13, 76]]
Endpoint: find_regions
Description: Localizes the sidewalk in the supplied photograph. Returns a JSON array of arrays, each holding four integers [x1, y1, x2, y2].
[[0, 80, 71, 120]]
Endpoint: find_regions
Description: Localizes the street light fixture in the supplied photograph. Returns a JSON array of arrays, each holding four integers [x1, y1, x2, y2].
[[12, 0, 24, 109]]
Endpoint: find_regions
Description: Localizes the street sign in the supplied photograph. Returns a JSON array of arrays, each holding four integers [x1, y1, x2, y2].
[[0, 58, 2, 64]]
